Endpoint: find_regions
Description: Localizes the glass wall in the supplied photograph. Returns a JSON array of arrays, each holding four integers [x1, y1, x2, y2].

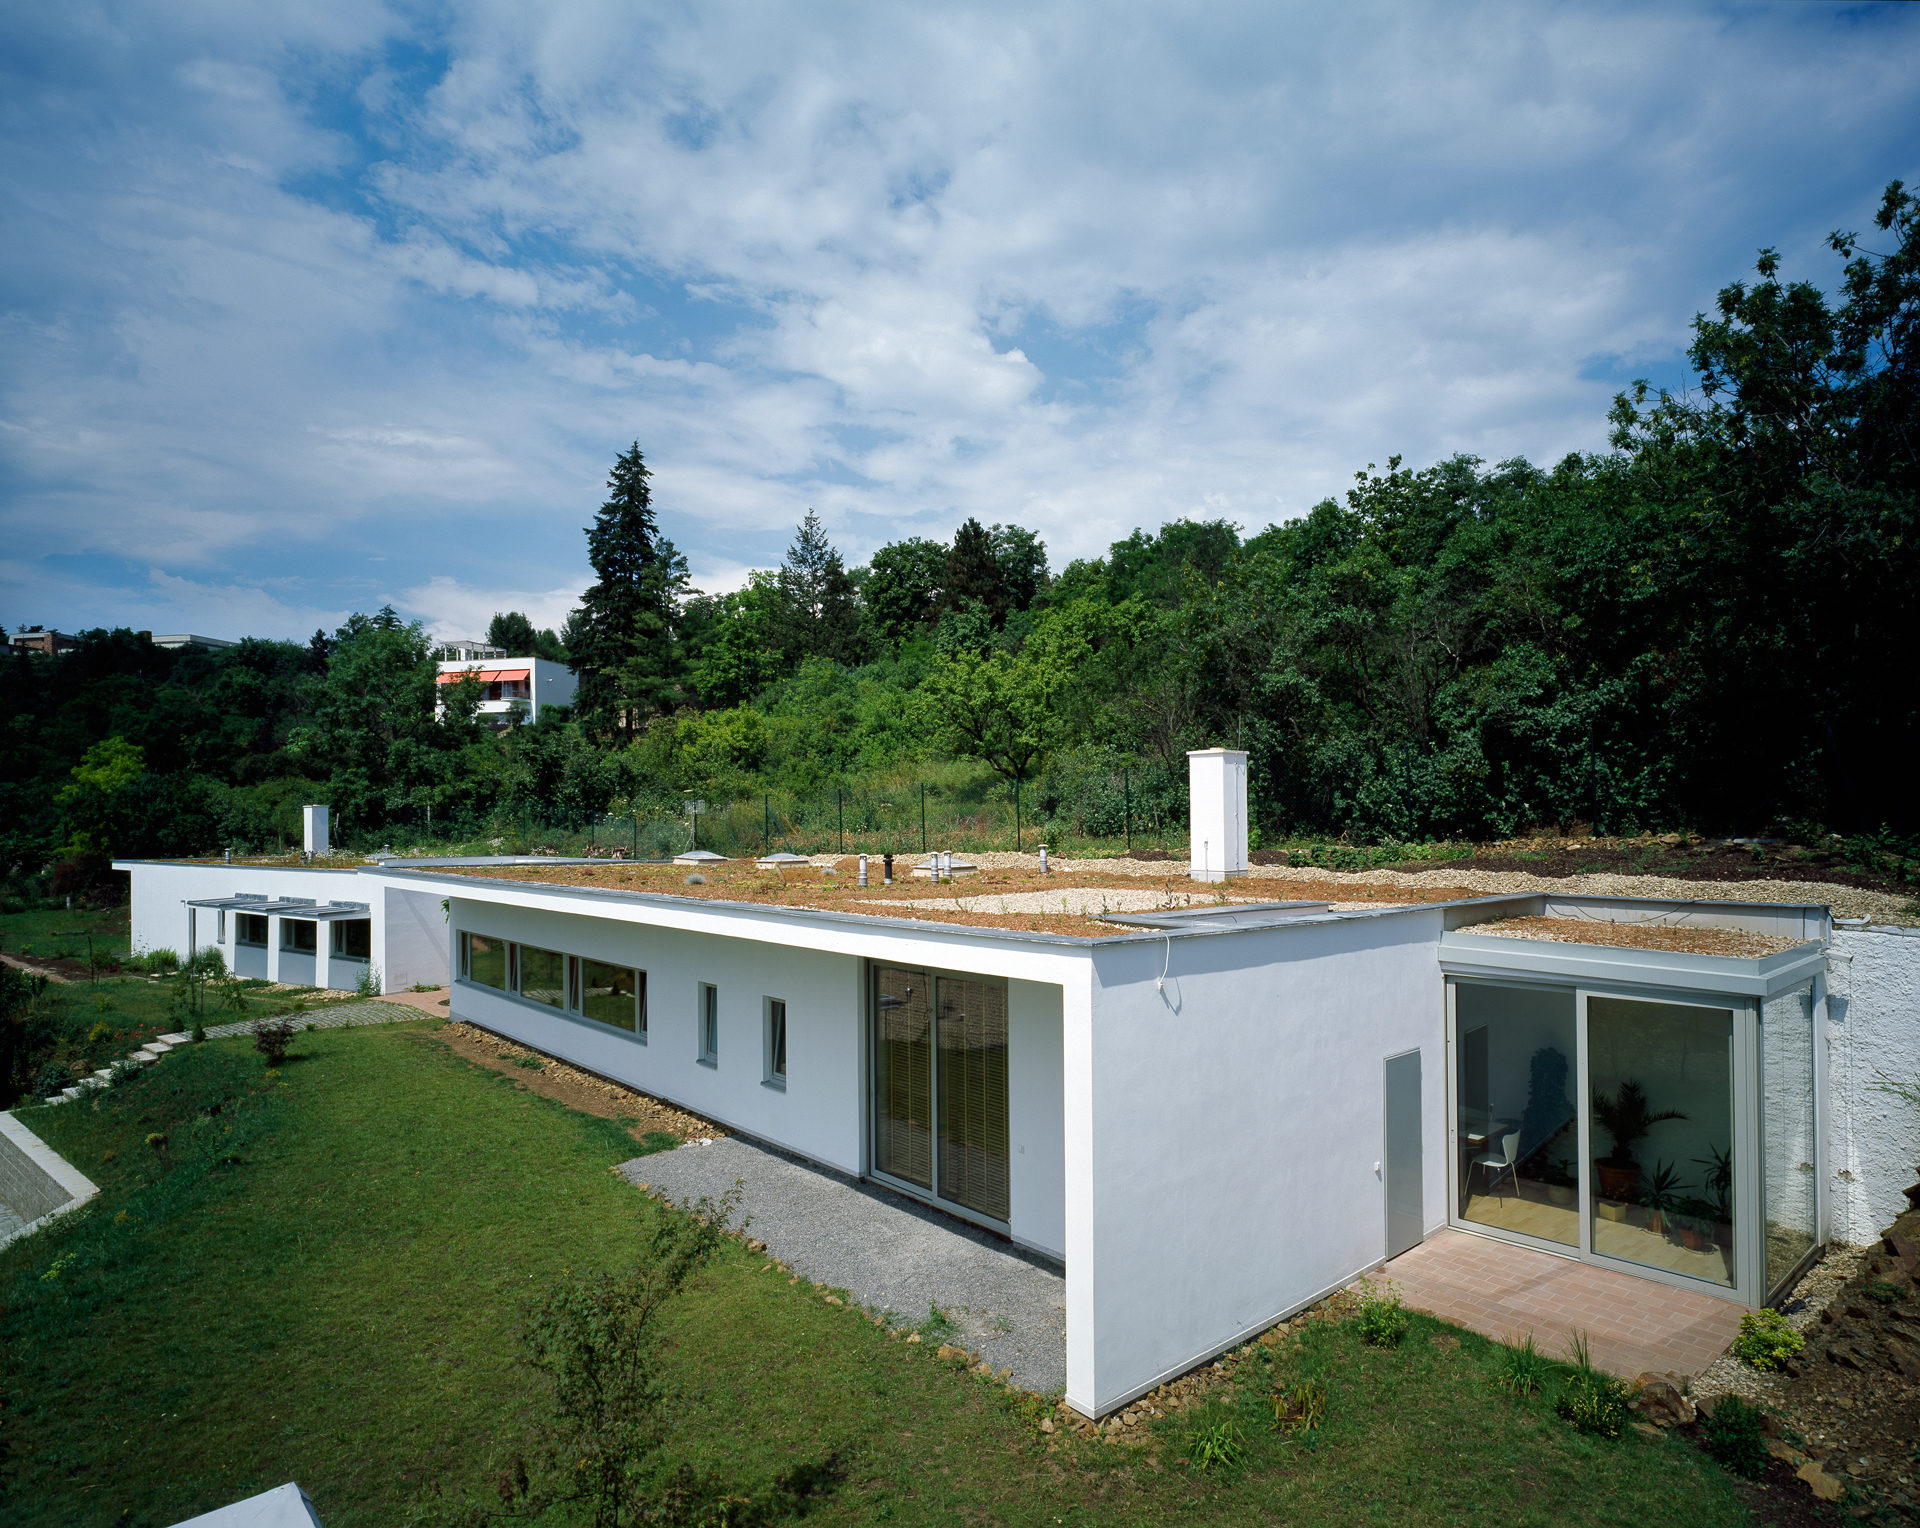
[[1761, 980, 1818, 1297], [518, 945, 567, 1008], [582, 960, 643, 1034], [873, 966, 934, 1190], [936, 977, 1010, 1222], [1587, 996, 1735, 1289], [1454, 983, 1579, 1248], [465, 933, 507, 988]]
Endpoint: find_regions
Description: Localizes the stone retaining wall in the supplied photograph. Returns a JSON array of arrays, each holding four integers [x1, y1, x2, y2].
[[0, 1110, 99, 1249]]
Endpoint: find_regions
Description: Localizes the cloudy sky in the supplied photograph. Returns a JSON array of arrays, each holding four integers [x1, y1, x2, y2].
[[2, 2, 1916, 643]]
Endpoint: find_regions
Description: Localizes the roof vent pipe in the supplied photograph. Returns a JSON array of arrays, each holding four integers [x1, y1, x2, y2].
[[303, 805, 330, 857], [1187, 748, 1248, 883]]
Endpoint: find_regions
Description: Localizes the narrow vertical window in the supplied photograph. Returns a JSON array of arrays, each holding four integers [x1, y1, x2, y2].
[[766, 998, 787, 1088], [698, 983, 718, 1064]]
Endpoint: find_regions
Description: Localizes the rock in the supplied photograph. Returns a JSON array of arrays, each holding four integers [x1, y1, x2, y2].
[[1885, 1336, 1920, 1380], [936, 1344, 963, 1361], [1630, 1377, 1695, 1427], [823, 1295, 843, 1306], [1121, 1411, 1139, 1426], [905, 1333, 921, 1344], [1039, 1417, 1054, 1434], [1798, 1462, 1846, 1502], [1630, 1421, 1664, 1441], [1765, 1437, 1808, 1466]]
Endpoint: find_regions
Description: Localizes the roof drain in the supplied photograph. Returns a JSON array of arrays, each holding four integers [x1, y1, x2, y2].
[[1156, 933, 1171, 995]]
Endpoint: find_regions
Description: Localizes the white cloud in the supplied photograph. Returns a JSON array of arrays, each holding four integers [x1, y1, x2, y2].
[[2, 0, 1918, 630], [398, 574, 584, 643]]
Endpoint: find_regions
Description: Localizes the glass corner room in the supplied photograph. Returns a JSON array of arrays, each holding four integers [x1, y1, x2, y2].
[[1448, 976, 1820, 1307]]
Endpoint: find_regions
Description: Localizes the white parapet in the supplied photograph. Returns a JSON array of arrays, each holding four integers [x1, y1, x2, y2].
[[303, 805, 329, 856], [1187, 748, 1249, 882]]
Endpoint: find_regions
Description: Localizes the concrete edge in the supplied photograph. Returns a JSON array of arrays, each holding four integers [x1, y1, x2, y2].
[[0, 1109, 101, 1253]]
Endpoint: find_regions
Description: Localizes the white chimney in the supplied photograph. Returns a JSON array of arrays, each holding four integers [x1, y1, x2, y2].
[[303, 805, 330, 856], [1187, 749, 1248, 883]]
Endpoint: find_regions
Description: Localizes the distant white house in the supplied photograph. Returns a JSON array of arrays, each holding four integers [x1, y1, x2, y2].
[[434, 655, 576, 726]]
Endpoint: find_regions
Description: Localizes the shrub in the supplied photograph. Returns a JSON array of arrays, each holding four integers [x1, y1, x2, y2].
[[252, 1019, 296, 1067], [1866, 1279, 1904, 1305], [1353, 1280, 1410, 1347], [1732, 1309, 1804, 1370], [1700, 1395, 1769, 1479], [355, 964, 382, 998], [1268, 1378, 1326, 1433], [1495, 1332, 1551, 1398], [32, 1063, 72, 1099], [1555, 1371, 1630, 1438], [142, 948, 181, 976], [1187, 1418, 1243, 1472]]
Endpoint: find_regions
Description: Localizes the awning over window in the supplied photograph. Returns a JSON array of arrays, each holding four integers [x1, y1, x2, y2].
[[436, 668, 530, 685]]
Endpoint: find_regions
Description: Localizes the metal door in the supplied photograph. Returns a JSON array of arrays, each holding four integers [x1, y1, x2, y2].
[[1384, 1049, 1424, 1259]]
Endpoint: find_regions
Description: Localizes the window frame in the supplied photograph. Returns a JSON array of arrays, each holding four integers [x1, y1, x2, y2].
[[698, 983, 719, 1066], [454, 932, 646, 1040], [332, 919, 372, 960], [763, 996, 788, 1090], [235, 913, 268, 947], [280, 918, 318, 954]]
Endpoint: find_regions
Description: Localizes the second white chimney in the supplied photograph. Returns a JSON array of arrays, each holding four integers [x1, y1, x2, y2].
[[303, 804, 330, 856], [1187, 749, 1248, 883]]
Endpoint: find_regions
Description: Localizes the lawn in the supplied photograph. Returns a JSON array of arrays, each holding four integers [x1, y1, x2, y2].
[[0, 900, 131, 965], [1, 1022, 1759, 1527]]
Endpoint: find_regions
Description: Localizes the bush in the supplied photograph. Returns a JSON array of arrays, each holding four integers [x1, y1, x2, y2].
[[1353, 1280, 1411, 1347], [1700, 1395, 1769, 1479], [1555, 1371, 1630, 1438], [252, 1019, 296, 1067], [142, 948, 181, 976], [1732, 1309, 1804, 1370], [355, 964, 382, 998], [32, 1063, 72, 1099]]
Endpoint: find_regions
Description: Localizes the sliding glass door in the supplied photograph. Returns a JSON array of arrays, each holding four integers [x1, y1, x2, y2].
[[1448, 977, 1787, 1304], [872, 965, 1010, 1224]]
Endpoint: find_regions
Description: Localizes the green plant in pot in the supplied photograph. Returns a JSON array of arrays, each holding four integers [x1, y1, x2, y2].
[[1694, 1142, 1734, 1237], [1671, 1196, 1718, 1251], [1591, 1079, 1687, 1201], [1540, 1157, 1578, 1206], [1639, 1160, 1685, 1235]]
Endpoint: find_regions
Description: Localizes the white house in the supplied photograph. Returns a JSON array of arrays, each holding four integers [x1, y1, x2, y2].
[[434, 655, 577, 726], [113, 752, 1920, 1420]]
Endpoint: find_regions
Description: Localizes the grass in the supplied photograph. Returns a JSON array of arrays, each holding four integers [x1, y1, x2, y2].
[[2, 1023, 1759, 1527], [0, 901, 132, 963]]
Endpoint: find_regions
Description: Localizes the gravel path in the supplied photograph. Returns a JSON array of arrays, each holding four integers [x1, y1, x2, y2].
[[199, 1000, 426, 1040], [618, 1136, 1067, 1395]]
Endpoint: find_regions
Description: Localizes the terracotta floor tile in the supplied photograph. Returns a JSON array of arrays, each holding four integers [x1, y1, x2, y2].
[[1375, 1229, 1744, 1378]]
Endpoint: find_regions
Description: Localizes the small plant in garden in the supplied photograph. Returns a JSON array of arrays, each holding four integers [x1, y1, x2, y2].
[[1495, 1332, 1551, 1398], [253, 1018, 296, 1067], [1699, 1395, 1769, 1479], [1268, 1378, 1326, 1433], [190, 1022, 206, 1043], [1866, 1279, 1905, 1305], [1733, 1309, 1804, 1370], [1554, 1334, 1630, 1438], [32, 1063, 72, 1098], [355, 964, 382, 998], [1353, 1280, 1410, 1347], [514, 1055, 544, 1070], [917, 1304, 958, 1343], [1187, 1418, 1243, 1472]]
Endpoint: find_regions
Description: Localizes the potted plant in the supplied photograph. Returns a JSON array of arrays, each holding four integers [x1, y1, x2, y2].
[[1591, 1080, 1688, 1201], [1639, 1160, 1685, 1235], [1693, 1143, 1733, 1240], [1671, 1198, 1716, 1252]]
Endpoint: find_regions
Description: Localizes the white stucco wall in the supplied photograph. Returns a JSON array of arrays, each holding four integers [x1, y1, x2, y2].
[[380, 885, 450, 991], [1826, 925, 1920, 1245], [116, 862, 375, 991], [1073, 908, 1447, 1416], [431, 875, 1078, 1260]]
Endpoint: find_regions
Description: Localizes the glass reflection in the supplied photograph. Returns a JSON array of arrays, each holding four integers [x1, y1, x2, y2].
[[1454, 983, 1579, 1248]]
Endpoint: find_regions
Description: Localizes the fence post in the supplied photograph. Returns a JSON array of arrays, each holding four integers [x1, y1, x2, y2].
[[1014, 777, 1021, 852], [632, 815, 638, 859], [921, 783, 927, 853], [838, 787, 844, 854], [765, 794, 771, 853], [1124, 767, 1131, 855]]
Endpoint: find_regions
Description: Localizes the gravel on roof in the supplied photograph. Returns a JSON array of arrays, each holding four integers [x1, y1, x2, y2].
[[1466, 916, 1814, 958]]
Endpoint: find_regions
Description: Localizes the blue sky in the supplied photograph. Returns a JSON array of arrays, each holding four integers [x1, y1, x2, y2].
[[2, 1, 1917, 643]]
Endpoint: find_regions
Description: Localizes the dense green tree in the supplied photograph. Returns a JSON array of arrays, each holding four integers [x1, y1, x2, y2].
[[860, 536, 949, 645], [771, 511, 866, 668], [486, 611, 568, 663]]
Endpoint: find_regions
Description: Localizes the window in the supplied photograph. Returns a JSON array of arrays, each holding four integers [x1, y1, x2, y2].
[[464, 933, 508, 990], [518, 945, 566, 1008], [235, 912, 268, 946], [281, 919, 317, 954], [765, 998, 788, 1088], [332, 920, 371, 960], [582, 959, 644, 1036], [698, 984, 718, 1065]]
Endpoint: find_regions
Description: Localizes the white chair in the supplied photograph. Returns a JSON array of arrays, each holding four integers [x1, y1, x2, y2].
[[1470, 1130, 1521, 1200]]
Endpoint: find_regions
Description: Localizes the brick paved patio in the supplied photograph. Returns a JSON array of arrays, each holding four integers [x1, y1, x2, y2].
[[1365, 1227, 1745, 1379]]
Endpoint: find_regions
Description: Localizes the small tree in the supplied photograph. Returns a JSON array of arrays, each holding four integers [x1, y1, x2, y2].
[[442, 1186, 745, 1527]]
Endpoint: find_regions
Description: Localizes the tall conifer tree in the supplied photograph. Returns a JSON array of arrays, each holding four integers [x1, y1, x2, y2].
[[569, 444, 686, 740]]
